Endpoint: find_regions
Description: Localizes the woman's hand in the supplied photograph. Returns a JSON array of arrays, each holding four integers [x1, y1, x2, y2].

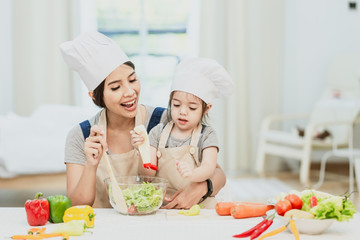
[[84, 125, 108, 166], [130, 130, 144, 148], [161, 181, 207, 209]]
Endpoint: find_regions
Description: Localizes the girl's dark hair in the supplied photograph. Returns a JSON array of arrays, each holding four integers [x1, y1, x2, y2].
[[167, 91, 209, 125], [92, 61, 135, 108]]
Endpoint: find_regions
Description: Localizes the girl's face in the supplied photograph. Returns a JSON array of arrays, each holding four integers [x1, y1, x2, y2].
[[170, 91, 206, 131], [103, 64, 141, 119]]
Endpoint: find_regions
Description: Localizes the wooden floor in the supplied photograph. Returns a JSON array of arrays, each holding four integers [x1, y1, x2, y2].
[[0, 163, 359, 211]]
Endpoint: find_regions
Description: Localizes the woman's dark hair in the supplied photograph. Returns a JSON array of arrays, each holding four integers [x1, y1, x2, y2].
[[92, 61, 135, 108], [167, 91, 209, 125]]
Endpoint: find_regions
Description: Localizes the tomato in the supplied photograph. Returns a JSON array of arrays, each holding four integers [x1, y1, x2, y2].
[[275, 199, 292, 216], [128, 204, 137, 214], [285, 194, 303, 210]]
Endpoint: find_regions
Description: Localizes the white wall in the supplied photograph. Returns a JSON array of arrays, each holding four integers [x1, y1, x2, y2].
[[283, 0, 360, 115], [0, 0, 13, 115]]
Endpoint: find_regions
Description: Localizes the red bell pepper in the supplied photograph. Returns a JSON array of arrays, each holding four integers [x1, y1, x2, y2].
[[310, 196, 318, 208], [24, 192, 50, 226]]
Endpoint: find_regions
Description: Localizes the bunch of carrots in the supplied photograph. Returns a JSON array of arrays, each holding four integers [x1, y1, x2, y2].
[[216, 202, 299, 239], [216, 202, 274, 219]]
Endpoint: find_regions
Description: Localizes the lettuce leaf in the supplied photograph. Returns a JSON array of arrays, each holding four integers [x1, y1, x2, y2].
[[309, 196, 356, 222], [298, 190, 356, 222], [122, 182, 163, 213]]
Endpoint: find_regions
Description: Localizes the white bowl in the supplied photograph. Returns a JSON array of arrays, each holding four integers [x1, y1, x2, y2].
[[277, 215, 335, 235]]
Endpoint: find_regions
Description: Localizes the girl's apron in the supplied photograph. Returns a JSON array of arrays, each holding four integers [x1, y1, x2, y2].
[[93, 109, 143, 208], [156, 121, 217, 209]]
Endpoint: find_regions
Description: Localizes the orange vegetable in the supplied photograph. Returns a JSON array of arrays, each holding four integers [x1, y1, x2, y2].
[[257, 225, 287, 240], [216, 202, 268, 216], [12, 233, 67, 240], [289, 218, 299, 240], [230, 204, 274, 219]]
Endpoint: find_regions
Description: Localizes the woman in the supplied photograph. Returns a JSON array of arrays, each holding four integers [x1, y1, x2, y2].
[[60, 31, 226, 208]]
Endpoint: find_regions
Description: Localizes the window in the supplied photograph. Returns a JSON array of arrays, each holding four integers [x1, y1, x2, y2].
[[96, 0, 199, 107]]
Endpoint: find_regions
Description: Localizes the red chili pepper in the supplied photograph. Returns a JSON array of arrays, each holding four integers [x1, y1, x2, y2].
[[250, 219, 273, 240], [24, 192, 50, 226], [310, 196, 318, 208], [233, 218, 268, 238]]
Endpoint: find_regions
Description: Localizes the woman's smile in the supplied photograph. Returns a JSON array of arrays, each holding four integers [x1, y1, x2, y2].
[[121, 98, 137, 111]]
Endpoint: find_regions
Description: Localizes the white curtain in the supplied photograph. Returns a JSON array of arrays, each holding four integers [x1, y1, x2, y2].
[[199, 0, 285, 175], [12, 0, 73, 116]]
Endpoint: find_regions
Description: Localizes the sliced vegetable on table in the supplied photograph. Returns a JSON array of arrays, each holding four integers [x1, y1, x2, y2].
[[63, 205, 95, 227], [47, 195, 72, 223], [24, 192, 50, 226], [178, 204, 201, 216]]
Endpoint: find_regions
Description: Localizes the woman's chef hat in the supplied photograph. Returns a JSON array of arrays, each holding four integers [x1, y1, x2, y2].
[[170, 57, 234, 104], [59, 31, 129, 91]]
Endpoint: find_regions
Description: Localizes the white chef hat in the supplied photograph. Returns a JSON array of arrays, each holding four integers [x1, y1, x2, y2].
[[171, 57, 234, 104], [59, 31, 129, 91]]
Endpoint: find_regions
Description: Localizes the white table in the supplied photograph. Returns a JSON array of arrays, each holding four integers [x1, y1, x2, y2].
[[1, 208, 359, 240]]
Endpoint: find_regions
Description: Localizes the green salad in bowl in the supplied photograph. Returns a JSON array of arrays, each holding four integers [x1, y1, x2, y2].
[[104, 176, 168, 215], [272, 190, 357, 234]]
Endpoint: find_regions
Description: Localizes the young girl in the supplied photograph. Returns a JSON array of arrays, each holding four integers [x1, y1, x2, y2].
[[131, 57, 233, 208]]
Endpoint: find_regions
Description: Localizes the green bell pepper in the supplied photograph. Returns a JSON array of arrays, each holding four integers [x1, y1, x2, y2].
[[47, 195, 72, 223]]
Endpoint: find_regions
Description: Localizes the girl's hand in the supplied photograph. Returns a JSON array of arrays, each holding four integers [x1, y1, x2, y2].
[[130, 130, 144, 148], [84, 125, 108, 166], [176, 161, 193, 180]]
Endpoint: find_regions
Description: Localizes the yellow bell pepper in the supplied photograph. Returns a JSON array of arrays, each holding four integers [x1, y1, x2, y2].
[[63, 205, 95, 227]]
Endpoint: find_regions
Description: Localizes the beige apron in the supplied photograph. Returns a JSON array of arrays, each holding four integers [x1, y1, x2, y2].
[[156, 121, 217, 209], [93, 109, 143, 208]]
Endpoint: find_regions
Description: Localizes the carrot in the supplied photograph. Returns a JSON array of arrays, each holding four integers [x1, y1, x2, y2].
[[230, 204, 274, 219], [216, 202, 268, 216], [12, 233, 65, 239]]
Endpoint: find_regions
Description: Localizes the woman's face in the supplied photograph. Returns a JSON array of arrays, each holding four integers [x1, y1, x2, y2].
[[103, 64, 141, 119], [170, 91, 204, 132]]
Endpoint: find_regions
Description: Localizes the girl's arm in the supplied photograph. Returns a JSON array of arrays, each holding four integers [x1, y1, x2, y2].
[[177, 147, 217, 182], [162, 163, 226, 209]]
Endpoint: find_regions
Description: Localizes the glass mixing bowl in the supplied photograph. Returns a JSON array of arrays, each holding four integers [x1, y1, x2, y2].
[[104, 176, 168, 215]]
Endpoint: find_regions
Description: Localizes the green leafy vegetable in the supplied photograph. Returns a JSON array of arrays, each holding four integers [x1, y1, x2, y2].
[[122, 182, 163, 213], [299, 190, 356, 222]]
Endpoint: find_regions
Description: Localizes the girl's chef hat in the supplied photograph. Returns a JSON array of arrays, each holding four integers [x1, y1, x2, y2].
[[60, 31, 129, 91], [170, 57, 234, 104]]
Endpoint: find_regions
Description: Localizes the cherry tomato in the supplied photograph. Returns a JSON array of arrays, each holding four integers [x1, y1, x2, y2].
[[275, 199, 292, 216], [285, 194, 303, 209], [128, 204, 137, 214]]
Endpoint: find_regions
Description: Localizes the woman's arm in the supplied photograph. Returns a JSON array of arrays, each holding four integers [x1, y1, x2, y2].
[[162, 164, 226, 209], [66, 163, 97, 206], [66, 125, 108, 206]]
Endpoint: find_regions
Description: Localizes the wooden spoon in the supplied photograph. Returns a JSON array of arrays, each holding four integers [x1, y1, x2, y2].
[[102, 151, 128, 213]]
